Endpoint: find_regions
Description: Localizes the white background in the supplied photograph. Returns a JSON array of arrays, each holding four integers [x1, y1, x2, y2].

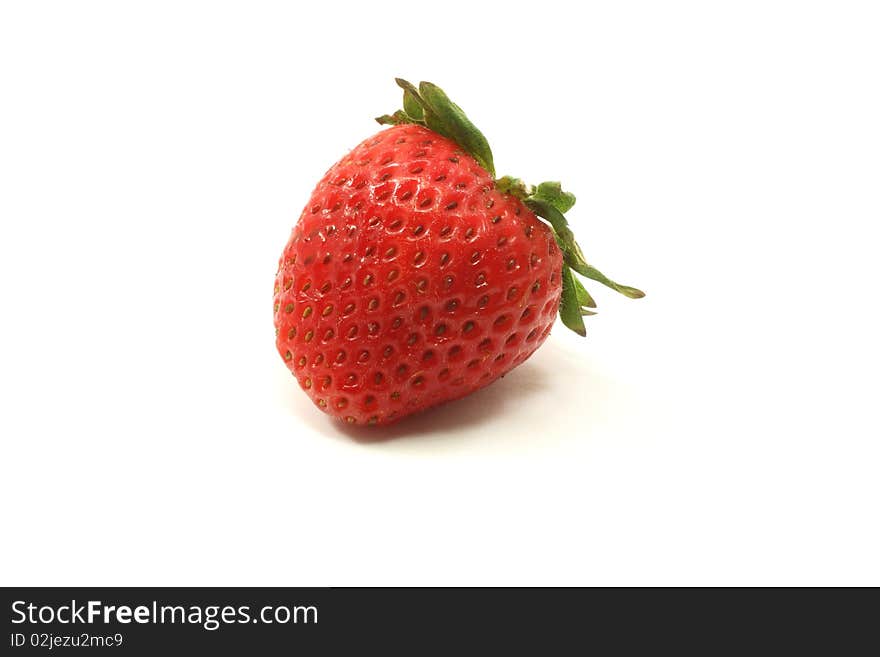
[[1, 1, 878, 586]]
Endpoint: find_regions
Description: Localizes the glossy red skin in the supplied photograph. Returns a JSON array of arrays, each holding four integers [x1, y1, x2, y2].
[[274, 124, 562, 425]]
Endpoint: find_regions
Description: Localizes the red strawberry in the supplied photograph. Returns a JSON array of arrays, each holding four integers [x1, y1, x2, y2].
[[274, 79, 643, 425]]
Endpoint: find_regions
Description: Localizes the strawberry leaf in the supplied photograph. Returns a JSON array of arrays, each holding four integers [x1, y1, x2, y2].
[[376, 80, 426, 128], [401, 87, 424, 121], [495, 175, 530, 199], [375, 110, 413, 126], [526, 193, 644, 335], [379, 79, 496, 177], [573, 276, 597, 308], [579, 264, 646, 299], [524, 198, 589, 273], [525, 198, 644, 299], [418, 82, 496, 177], [560, 265, 587, 336], [531, 181, 576, 214], [394, 78, 424, 113]]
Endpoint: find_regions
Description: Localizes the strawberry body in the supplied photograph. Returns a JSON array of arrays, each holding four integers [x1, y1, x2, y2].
[[274, 124, 562, 425]]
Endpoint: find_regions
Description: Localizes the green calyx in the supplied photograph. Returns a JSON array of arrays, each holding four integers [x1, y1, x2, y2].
[[377, 78, 644, 337], [377, 79, 495, 176]]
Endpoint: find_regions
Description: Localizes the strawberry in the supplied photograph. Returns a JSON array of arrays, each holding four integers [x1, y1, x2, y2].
[[274, 79, 643, 425]]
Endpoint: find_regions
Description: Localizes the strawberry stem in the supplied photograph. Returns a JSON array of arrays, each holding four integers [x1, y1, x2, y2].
[[378, 79, 645, 337]]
